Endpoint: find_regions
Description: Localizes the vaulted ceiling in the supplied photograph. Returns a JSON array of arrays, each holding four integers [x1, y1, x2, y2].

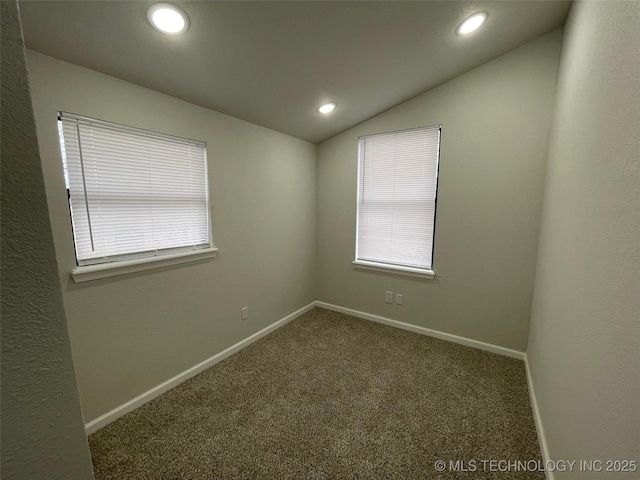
[[19, 1, 571, 143]]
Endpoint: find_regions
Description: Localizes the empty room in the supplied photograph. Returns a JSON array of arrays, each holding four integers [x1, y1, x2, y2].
[[1, 0, 638, 479]]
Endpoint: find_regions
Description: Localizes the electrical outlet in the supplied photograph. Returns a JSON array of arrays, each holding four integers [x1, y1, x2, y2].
[[241, 306, 249, 320], [395, 293, 403, 305], [385, 291, 394, 304]]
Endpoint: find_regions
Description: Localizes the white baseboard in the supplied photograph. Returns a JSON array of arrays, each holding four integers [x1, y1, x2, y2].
[[84, 301, 316, 434], [525, 356, 553, 480], [86, 300, 533, 442], [315, 301, 526, 360]]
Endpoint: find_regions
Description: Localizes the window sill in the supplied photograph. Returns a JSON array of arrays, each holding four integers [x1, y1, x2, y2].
[[71, 247, 219, 283], [352, 260, 435, 279]]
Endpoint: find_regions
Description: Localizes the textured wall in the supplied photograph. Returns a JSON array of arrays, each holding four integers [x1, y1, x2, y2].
[[316, 30, 562, 351], [26, 51, 317, 423], [0, 1, 95, 478], [527, 2, 639, 477]]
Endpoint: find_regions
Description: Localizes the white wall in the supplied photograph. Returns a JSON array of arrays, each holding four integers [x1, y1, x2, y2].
[[26, 51, 317, 423], [527, 1, 639, 477], [1, 2, 94, 478], [316, 30, 562, 351]]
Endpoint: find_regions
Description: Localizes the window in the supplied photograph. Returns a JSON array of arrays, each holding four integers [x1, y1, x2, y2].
[[58, 113, 214, 278], [355, 125, 441, 277]]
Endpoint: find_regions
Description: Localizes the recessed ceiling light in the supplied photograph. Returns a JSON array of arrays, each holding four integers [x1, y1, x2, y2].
[[147, 3, 189, 35], [318, 103, 337, 114], [457, 13, 487, 36]]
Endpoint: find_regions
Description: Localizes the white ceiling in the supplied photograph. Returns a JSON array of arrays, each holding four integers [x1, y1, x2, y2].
[[20, 1, 571, 144]]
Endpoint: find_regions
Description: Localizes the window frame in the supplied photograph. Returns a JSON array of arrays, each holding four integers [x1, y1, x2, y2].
[[353, 125, 441, 279], [57, 112, 217, 282]]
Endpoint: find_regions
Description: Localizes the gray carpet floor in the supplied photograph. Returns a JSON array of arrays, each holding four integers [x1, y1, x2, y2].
[[89, 307, 543, 479]]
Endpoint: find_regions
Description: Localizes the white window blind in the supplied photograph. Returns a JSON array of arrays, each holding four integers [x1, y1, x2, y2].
[[58, 113, 210, 266], [356, 125, 441, 272]]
